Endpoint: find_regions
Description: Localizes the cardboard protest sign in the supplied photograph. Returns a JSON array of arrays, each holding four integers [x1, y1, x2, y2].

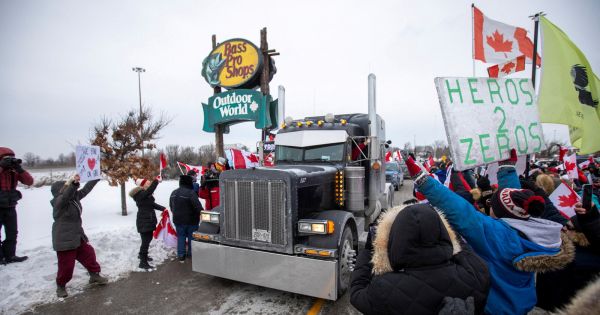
[[76, 145, 101, 182], [435, 77, 545, 171]]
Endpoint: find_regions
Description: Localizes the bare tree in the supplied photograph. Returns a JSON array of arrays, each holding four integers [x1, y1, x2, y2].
[[22, 152, 38, 167], [91, 106, 170, 216]]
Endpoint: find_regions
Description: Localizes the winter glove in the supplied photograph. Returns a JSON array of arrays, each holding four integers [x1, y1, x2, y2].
[[438, 296, 475, 315], [365, 225, 376, 251], [405, 157, 424, 178], [13, 161, 25, 173], [499, 149, 518, 166], [65, 174, 81, 187]]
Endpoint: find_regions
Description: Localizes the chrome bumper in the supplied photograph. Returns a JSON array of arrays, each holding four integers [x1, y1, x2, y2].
[[191, 241, 338, 300]]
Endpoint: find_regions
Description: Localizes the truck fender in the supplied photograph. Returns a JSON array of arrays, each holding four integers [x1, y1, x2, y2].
[[306, 210, 358, 250]]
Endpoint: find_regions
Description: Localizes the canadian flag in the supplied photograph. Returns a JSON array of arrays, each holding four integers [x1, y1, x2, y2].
[[385, 151, 392, 162], [394, 151, 403, 162], [226, 149, 260, 169], [157, 153, 168, 180], [559, 146, 569, 162], [488, 55, 526, 78], [177, 161, 205, 175], [578, 156, 595, 169], [549, 182, 581, 219], [153, 209, 178, 248], [473, 6, 541, 66], [423, 156, 435, 171], [264, 152, 275, 167], [563, 153, 579, 179]]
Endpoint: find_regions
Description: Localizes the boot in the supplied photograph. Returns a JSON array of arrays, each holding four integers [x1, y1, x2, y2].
[[89, 272, 108, 285], [138, 253, 153, 262], [139, 254, 154, 270], [6, 255, 28, 263], [56, 285, 68, 298]]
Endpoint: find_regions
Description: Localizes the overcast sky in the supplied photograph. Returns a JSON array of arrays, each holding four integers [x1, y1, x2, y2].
[[1, 0, 599, 159]]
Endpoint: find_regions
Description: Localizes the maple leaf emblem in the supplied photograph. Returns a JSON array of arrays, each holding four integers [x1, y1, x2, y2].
[[558, 191, 579, 208], [565, 161, 576, 172], [501, 62, 515, 74], [247, 154, 259, 163], [249, 101, 258, 112], [487, 30, 513, 57]]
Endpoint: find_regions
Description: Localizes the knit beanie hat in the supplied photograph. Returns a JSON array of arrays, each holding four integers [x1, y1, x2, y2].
[[135, 178, 148, 187], [491, 188, 545, 220]]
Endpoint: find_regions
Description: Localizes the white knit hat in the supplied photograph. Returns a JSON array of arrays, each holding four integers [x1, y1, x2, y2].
[[135, 178, 148, 187]]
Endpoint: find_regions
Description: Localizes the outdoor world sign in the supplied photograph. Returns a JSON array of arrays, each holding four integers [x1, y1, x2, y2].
[[202, 89, 277, 132], [201, 38, 262, 89]]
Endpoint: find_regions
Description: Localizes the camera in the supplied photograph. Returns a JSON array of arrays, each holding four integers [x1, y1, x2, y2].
[[1, 156, 22, 169]]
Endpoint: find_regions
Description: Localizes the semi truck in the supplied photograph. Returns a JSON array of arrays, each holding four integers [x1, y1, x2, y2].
[[191, 74, 394, 300]]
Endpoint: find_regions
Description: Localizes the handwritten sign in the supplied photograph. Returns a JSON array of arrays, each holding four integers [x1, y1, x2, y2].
[[435, 77, 545, 171], [76, 145, 101, 182]]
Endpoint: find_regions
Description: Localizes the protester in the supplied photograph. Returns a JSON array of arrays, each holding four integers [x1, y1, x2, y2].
[[129, 177, 166, 270], [0, 147, 33, 264], [50, 175, 107, 298], [199, 162, 220, 210], [405, 150, 575, 315], [536, 201, 600, 311], [187, 169, 200, 193], [170, 174, 203, 262], [350, 204, 490, 315]]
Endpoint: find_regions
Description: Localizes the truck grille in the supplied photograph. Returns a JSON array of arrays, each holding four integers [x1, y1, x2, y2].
[[222, 180, 287, 246]]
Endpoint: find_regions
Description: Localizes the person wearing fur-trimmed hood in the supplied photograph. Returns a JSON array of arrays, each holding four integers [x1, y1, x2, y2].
[[405, 150, 575, 315], [129, 177, 166, 270], [350, 204, 490, 315]]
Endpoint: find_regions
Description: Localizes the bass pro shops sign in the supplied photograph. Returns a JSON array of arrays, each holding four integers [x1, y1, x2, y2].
[[202, 89, 278, 133], [202, 38, 268, 90]]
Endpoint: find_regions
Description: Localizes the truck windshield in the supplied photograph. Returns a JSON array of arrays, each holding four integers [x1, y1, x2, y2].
[[276, 143, 345, 163]]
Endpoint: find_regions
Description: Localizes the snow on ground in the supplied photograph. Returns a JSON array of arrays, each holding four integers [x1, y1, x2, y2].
[[0, 178, 183, 315]]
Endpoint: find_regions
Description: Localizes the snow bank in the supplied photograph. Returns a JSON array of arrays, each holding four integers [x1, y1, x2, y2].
[[0, 179, 181, 315]]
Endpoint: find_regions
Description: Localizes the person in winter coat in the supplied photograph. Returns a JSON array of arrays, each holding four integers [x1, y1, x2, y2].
[[50, 175, 107, 298], [350, 204, 490, 315], [199, 163, 220, 210], [536, 201, 600, 311], [129, 178, 166, 270], [405, 151, 575, 315], [0, 147, 33, 264], [170, 174, 203, 262]]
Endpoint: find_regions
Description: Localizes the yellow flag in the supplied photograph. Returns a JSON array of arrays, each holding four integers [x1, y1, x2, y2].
[[538, 17, 600, 153]]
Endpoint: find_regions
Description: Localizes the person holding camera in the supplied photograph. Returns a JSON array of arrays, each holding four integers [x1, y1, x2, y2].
[[0, 147, 33, 264], [199, 163, 220, 210]]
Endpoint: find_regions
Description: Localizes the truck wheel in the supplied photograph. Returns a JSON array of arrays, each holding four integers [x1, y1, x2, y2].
[[337, 226, 356, 297]]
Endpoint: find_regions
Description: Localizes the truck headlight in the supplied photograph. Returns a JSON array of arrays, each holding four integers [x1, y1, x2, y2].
[[298, 220, 334, 235], [201, 211, 220, 224]]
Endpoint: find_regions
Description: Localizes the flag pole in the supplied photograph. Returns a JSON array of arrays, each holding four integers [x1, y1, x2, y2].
[[525, 11, 543, 179], [471, 3, 476, 76]]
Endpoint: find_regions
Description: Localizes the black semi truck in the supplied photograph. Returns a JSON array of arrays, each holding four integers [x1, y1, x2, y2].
[[191, 74, 393, 300]]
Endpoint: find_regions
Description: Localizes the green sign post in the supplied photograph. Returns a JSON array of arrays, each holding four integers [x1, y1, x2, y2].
[[202, 89, 278, 133]]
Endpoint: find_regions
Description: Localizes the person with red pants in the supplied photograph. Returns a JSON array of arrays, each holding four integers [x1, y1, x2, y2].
[[199, 163, 220, 210], [50, 174, 107, 298], [0, 147, 33, 264]]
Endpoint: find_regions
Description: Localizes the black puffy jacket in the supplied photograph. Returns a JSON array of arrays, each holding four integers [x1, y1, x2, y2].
[[350, 204, 490, 315], [130, 180, 166, 233], [170, 175, 203, 226]]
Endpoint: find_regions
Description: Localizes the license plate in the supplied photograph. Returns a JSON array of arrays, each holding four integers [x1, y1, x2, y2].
[[252, 229, 271, 243]]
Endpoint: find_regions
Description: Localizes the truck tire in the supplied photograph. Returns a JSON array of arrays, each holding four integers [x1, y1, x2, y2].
[[337, 226, 355, 297]]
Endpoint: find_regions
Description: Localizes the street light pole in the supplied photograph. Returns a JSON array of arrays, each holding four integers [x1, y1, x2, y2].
[[132, 67, 146, 156]]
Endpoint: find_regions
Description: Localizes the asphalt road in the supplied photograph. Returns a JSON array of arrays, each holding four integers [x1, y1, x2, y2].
[[26, 181, 414, 315]]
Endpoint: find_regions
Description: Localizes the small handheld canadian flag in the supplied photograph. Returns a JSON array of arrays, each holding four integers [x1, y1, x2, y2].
[[153, 209, 177, 248], [563, 153, 579, 180], [157, 153, 168, 180], [549, 182, 581, 219]]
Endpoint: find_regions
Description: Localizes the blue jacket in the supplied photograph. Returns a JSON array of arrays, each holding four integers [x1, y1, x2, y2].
[[418, 166, 562, 315]]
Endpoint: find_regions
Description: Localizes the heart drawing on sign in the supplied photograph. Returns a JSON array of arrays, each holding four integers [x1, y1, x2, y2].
[[87, 158, 96, 170]]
